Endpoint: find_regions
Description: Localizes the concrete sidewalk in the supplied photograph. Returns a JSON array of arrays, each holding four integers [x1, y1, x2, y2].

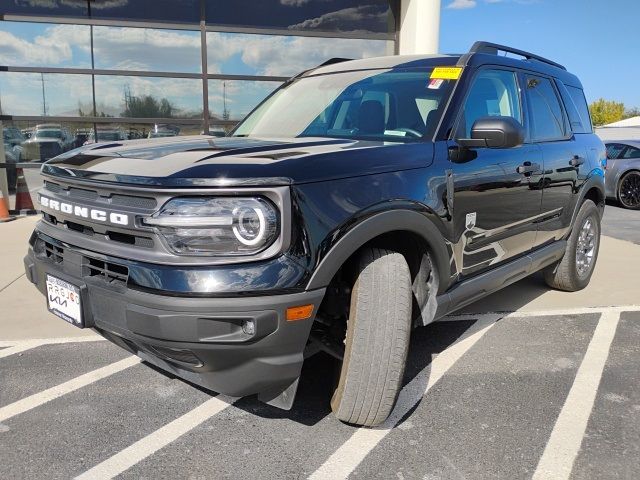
[[1, 216, 639, 341]]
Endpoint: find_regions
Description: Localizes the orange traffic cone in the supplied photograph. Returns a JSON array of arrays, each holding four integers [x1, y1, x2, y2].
[[0, 187, 16, 222], [12, 168, 37, 215]]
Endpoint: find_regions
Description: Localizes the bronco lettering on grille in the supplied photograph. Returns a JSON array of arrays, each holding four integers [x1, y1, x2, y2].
[[39, 195, 130, 226]]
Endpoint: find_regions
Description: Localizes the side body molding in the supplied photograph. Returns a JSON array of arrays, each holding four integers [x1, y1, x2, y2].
[[306, 209, 451, 293]]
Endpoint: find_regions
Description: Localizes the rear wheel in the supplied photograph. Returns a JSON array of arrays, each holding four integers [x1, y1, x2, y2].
[[617, 171, 640, 210], [544, 199, 601, 292], [331, 247, 412, 427]]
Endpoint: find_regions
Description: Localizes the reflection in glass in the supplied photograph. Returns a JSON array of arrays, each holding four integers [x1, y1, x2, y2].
[[207, 32, 393, 77], [94, 76, 203, 118], [0, 72, 92, 116], [0, 21, 91, 68], [0, 0, 88, 17], [205, 0, 396, 35], [93, 26, 201, 73], [90, 0, 201, 24], [208, 80, 281, 122]]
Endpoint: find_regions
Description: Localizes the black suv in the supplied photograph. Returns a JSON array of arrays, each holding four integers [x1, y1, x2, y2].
[[25, 42, 605, 427]]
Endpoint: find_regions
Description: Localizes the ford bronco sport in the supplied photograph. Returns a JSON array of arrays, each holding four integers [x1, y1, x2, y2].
[[25, 42, 605, 427]]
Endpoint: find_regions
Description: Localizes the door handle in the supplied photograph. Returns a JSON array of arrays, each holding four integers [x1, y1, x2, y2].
[[570, 155, 585, 167], [516, 162, 540, 174]]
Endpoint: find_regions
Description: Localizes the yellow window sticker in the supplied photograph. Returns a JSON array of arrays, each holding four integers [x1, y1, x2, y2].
[[430, 67, 463, 80]]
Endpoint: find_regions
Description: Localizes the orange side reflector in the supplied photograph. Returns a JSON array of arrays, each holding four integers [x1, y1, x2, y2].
[[286, 304, 314, 321]]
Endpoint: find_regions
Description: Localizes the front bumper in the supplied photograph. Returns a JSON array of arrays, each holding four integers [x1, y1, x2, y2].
[[24, 231, 325, 400]]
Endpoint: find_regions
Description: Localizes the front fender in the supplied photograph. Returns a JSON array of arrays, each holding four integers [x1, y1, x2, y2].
[[306, 209, 451, 293]]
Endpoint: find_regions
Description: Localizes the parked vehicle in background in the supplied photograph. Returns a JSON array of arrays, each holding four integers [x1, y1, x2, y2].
[[22, 124, 74, 161], [21, 128, 34, 139], [148, 124, 180, 138], [74, 129, 92, 149], [25, 42, 605, 427], [605, 140, 640, 209], [84, 129, 127, 145]]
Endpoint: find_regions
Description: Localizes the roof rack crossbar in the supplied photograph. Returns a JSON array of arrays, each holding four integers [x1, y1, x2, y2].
[[467, 41, 566, 71]]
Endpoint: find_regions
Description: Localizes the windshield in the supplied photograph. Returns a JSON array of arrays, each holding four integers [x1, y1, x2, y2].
[[35, 130, 62, 139], [233, 68, 455, 142]]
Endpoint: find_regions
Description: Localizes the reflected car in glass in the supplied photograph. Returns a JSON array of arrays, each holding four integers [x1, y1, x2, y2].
[[22, 124, 74, 161]]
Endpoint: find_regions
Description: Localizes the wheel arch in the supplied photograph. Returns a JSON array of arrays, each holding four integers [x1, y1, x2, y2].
[[306, 209, 451, 295]]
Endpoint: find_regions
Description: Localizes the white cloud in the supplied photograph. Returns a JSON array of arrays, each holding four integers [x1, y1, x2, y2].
[[288, 5, 388, 33], [446, 0, 477, 9]]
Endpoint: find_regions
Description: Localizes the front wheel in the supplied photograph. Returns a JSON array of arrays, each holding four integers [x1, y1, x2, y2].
[[331, 247, 412, 427], [544, 199, 601, 292]]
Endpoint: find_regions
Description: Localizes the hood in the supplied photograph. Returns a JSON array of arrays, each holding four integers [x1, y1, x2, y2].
[[42, 135, 434, 187]]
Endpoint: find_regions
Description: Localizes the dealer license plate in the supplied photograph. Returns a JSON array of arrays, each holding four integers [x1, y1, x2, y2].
[[46, 274, 83, 327]]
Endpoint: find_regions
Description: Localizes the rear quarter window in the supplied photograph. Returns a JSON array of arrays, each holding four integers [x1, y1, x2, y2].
[[565, 85, 593, 133]]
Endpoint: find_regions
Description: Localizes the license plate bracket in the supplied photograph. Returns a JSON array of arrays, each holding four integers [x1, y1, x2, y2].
[[46, 274, 84, 328]]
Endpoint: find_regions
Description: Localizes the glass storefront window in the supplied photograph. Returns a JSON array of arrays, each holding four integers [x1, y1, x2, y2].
[[207, 32, 393, 77], [208, 80, 281, 122], [0, 72, 92, 116], [93, 26, 201, 73], [89, 0, 201, 24], [0, 21, 91, 68], [205, 0, 397, 36], [0, 0, 88, 18], [93, 75, 204, 119]]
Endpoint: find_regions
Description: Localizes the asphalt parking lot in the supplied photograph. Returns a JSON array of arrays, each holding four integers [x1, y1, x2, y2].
[[1, 204, 639, 480], [1, 308, 639, 479]]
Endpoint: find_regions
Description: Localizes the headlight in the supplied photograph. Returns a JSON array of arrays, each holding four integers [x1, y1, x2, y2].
[[143, 197, 279, 256]]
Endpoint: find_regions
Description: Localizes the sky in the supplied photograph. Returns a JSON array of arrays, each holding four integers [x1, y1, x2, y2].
[[439, 0, 640, 109]]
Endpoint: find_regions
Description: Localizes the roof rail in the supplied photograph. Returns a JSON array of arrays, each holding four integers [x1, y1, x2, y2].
[[317, 57, 353, 67], [464, 41, 566, 71]]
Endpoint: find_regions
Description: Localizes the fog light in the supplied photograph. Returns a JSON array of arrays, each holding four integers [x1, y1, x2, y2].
[[242, 319, 256, 335]]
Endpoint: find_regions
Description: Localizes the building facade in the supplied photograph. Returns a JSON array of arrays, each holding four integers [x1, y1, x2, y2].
[[0, 0, 439, 147]]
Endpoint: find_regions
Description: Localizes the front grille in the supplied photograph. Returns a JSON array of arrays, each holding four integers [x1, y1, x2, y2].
[[37, 239, 129, 286], [43, 241, 63, 264], [44, 181, 157, 209], [86, 257, 129, 284]]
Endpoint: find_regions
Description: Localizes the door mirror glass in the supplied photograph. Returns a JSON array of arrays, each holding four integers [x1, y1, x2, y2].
[[458, 116, 525, 149]]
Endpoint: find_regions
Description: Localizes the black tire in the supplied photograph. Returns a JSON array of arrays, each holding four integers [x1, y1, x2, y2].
[[331, 247, 412, 427], [543, 199, 601, 292], [617, 170, 640, 210]]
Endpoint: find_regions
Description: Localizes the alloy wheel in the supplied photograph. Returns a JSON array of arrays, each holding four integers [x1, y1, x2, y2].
[[619, 172, 640, 209], [575, 217, 596, 277]]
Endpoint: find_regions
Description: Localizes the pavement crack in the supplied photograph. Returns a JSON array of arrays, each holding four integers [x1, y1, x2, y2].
[[0, 273, 25, 294]]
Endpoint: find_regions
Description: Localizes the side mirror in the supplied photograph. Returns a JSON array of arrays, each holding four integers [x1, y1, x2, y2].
[[457, 116, 525, 149]]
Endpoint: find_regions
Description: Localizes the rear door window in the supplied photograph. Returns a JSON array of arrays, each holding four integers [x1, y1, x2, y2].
[[525, 76, 567, 142], [606, 143, 627, 159]]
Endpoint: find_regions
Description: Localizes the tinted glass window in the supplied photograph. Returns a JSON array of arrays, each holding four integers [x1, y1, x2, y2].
[[234, 68, 456, 142], [90, 0, 201, 24], [526, 76, 566, 142], [622, 146, 640, 159], [209, 80, 281, 122], [206, 0, 397, 36], [207, 32, 393, 77], [0, 0, 88, 17], [457, 69, 522, 138], [0, 72, 92, 116], [566, 85, 593, 133], [0, 21, 91, 68], [93, 26, 201, 73], [606, 143, 626, 159], [93, 76, 203, 119]]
